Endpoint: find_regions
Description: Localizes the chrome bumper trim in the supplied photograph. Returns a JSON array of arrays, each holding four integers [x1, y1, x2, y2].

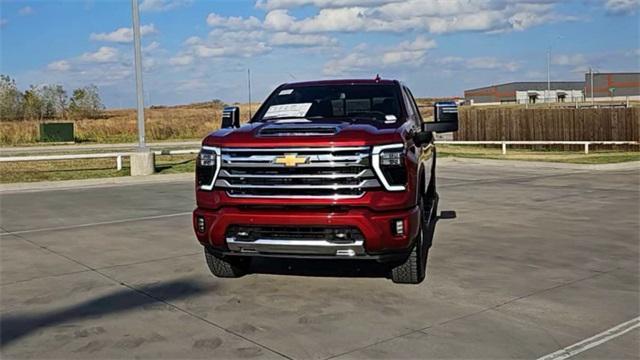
[[226, 237, 365, 256]]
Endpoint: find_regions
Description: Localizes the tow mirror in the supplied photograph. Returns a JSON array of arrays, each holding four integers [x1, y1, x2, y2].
[[423, 102, 458, 133], [221, 106, 240, 129]]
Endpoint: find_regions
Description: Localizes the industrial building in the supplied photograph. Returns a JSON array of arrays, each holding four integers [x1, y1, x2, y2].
[[464, 72, 640, 105], [585, 72, 640, 102]]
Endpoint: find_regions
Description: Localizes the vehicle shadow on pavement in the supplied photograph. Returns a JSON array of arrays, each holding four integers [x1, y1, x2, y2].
[[249, 257, 394, 278], [0, 278, 208, 348]]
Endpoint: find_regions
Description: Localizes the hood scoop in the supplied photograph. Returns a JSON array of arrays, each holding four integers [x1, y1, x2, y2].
[[258, 123, 340, 137]]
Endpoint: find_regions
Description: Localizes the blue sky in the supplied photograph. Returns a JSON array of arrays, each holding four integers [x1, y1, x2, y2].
[[1, 0, 639, 107]]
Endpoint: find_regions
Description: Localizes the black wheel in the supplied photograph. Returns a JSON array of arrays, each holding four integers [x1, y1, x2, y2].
[[391, 193, 435, 284], [391, 230, 427, 284], [204, 249, 250, 278]]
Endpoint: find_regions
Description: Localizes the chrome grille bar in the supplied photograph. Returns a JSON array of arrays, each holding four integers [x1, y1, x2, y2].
[[218, 169, 373, 179], [215, 179, 379, 190], [217, 146, 378, 198]]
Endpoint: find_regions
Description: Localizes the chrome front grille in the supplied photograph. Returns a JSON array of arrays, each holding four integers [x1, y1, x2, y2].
[[216, 147, 379, 198]]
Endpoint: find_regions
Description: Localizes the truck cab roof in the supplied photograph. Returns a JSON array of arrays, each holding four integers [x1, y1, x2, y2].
[[280, 79, 400, 88]]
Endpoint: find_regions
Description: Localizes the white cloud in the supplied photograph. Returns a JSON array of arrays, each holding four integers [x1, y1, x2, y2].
[[603, 0, 639, 14], [210, 1, 574, 35], [47, 60, 71, 72], [90, 24, 157, 43], [206, 13, 262, 29], [192, 42, 271, 58], [169, 54, 194, 66], [184, 36, 202, 45], [263, 9, 296, 31], [80, 47, 120, 63], [324, 36, 436, 75], [381, 36, 435, 66], [465, 57, 520, 71], [19, 6, 33, 15], [256, 0, 402, 10], [176, 78, 208, 92], [143, 41, 161, 52], [436, 56, 520, 72], [270, 32, 337, 46], [140, 0, 192, 12], [552, 53, 587, 66]]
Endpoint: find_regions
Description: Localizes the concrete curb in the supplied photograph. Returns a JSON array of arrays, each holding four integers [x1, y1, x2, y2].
[[439, 157, 640, 171], [0, 173, 193, 194]]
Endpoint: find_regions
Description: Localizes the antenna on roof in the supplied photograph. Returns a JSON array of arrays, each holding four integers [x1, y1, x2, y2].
[[375, 74, 381, 82]]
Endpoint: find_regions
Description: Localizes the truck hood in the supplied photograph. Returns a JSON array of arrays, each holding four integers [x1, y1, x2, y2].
[[202, 118, 407, 148]]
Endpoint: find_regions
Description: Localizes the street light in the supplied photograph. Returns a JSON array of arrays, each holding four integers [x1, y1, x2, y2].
[[129, 0, 154, 175], [546, 35, 563, 103], [131, 0, 146, 150]]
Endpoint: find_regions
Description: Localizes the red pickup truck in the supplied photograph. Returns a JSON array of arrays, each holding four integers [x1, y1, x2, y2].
[[193, 79, 458, 284]]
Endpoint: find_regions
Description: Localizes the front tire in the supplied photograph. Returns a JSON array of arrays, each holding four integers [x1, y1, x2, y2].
[[204, 249, 250, 278], [391, 230, 427, 284], [391, 191, 435, 284]]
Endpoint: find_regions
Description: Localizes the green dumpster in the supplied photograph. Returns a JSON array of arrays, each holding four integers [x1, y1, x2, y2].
[[39, 122, 74, 142]]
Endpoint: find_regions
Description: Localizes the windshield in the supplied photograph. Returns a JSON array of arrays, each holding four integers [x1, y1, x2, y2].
[[253, 84, 403, 123]]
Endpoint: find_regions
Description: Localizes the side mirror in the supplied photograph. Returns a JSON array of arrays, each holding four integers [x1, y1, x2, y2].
[[221, 106, 240, 129], [423, 101, 458, 133]]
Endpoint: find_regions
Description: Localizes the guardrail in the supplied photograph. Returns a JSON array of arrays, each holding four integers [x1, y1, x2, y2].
[[0, 141, 637, 171], [435, 141, 639, 154], [0, 149, 199, 171]]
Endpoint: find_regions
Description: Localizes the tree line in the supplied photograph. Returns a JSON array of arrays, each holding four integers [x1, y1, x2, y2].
[[0, 75, 105, 121]]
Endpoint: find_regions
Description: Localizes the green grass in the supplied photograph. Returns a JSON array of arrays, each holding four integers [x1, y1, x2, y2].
[[437, 145, 640, 164], [0, 155, 196, 183]]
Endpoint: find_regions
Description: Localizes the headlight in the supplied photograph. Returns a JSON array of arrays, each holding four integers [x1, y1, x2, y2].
[[372, 143, 407, 191], [196, 147, 220, 190]]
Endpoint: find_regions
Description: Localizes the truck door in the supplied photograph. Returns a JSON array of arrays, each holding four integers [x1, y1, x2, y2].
[[403, 86, 433, 198]]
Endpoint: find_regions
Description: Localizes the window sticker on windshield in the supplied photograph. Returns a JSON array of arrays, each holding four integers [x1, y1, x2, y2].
[[264, 103, 312, 118], [385, 115, 397, 123], [278, 89, 294, 95]]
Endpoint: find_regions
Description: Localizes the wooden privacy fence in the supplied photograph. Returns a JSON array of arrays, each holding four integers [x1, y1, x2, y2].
[[454, 107, 640, 151]]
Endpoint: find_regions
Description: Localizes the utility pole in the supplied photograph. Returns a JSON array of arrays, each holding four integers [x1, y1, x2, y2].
[[547, 48, 550, 104], [546, 36, 562, 105], [132, 0, 145, 150], [589, 67, 594, 104], [248, 68, 252, 121], [129, 0, 154, 175]]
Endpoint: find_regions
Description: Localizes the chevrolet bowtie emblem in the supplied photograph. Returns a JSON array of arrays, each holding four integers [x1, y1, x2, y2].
[[274, 154, 309, 167]]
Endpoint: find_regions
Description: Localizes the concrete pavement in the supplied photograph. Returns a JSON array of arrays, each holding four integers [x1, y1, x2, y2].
[[0, 161, 638, 359]]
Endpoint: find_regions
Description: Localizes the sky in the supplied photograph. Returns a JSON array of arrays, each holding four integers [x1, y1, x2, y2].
[[1, 0, 639, 108]]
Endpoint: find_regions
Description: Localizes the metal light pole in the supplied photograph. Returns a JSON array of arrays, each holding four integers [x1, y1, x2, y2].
[[546, 36, 562, 104], [129, 0, 154, 175], [546, 48, 550, 104], [589, 67, 594, 104], [132, 0, 146, 150]]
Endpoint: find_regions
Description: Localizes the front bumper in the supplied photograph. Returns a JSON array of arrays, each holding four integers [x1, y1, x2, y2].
[[193, 205, 420, 258]]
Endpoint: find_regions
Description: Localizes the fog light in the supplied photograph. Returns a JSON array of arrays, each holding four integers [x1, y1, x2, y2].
[[197, 216, 206, 233], [392, 219, 404, 236]]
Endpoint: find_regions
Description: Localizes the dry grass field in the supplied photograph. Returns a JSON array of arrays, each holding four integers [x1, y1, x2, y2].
[[1, 98, 637, 147], [0, 102, 257, 146]]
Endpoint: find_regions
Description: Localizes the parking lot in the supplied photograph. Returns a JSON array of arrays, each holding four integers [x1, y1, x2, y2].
[[1, 159, 638, 359]]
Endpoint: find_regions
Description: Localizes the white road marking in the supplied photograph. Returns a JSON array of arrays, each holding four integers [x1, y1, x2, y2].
[[537, 316, 640, 360], [0, 212, 192, 236]]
